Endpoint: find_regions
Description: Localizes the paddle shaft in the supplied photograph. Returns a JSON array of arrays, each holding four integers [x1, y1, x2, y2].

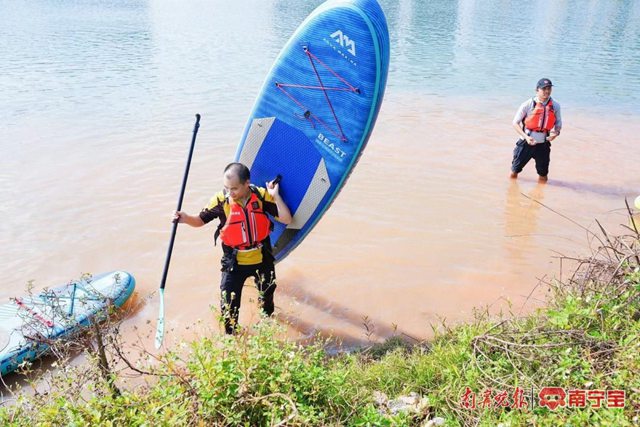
[[159, 114, 201, 290]]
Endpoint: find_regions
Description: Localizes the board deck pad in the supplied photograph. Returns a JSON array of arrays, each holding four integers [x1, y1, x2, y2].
[[239, 117, 330, 253], [236, 0, 390, 261]]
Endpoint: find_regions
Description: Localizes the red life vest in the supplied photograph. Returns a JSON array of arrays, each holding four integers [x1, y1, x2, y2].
[[219, 189, 272, 250], [524, 99, 556, 133]]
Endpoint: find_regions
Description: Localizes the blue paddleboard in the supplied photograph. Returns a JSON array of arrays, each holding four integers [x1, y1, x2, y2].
[[236, 0, 390, 261], [0, 271, 135, 376]]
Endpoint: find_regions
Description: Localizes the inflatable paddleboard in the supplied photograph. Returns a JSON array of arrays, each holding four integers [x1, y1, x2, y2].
[[236, 0, 389, 261], [0, 271, 135, 376]]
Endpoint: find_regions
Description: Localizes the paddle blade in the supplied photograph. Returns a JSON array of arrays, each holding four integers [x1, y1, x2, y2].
[[154, 288, 165, 349]]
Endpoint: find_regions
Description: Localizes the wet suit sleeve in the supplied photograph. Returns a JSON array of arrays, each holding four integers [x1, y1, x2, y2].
[[258, 187, 279, 218], [199, 191, 225, 225]]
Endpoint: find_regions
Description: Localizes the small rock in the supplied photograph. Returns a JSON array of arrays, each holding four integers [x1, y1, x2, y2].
[[373, 390, 388, 407], [388, 392, 422, 415], [417, 396, 430, 412], [423, 417, 445, 427]]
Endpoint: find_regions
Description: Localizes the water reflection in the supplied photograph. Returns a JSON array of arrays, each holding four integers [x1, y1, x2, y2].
[[388, 0, 457, 90], [504, 180, 545, 266], [380, 0, 639, 111], [0, 0, 152, 127], [272, 0, 324, 35]]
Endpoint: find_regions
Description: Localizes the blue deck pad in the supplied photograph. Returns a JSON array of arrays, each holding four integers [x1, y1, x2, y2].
[[245, 118, 324, 245], [237, 0, 389, 261], [246, 118, 322, 215]]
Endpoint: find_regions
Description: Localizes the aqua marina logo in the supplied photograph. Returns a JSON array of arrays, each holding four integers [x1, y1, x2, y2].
[[330, 30, 356, 56]]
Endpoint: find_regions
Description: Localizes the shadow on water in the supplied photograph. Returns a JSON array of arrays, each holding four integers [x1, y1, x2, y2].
[[550, 179, 638, 198], [518, 176, 636, 199], [276, 286, 420, 349]]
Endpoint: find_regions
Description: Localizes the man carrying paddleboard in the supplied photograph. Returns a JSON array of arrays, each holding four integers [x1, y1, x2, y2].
[[510, 78, 562, 183], [174, 162, 292, 334]]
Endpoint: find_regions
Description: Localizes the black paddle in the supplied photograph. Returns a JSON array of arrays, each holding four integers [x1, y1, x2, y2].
[[155, 113, 201, 349]]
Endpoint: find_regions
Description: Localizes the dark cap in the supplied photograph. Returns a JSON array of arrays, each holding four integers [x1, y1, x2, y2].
[[536, 78, 553, 89]]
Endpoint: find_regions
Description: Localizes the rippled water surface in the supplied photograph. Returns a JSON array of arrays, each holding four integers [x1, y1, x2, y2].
[[1, 0, 639, 350]]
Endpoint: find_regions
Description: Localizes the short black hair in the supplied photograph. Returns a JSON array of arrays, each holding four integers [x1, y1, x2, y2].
[[224, 162, 250, 183]]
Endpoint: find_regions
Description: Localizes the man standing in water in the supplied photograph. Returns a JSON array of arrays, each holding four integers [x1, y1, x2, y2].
[[174, 162, 292, 334], [510, 78, 562, 183]]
